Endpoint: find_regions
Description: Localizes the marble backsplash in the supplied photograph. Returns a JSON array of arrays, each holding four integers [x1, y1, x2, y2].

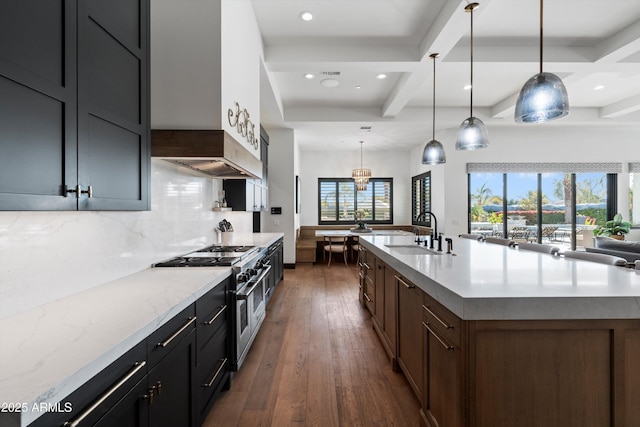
[[0, 159, 254, 319]]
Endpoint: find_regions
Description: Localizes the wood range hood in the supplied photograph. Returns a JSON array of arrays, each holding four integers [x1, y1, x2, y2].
[[151, 130, 262, 179]]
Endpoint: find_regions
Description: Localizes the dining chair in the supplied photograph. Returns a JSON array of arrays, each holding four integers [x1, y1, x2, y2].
[[459, 233, 484, 241], [350, 236, 361, 264], [323, 235, 349, 267], [484, 237, 516, 247], [516, 242, 560, 256], [563, 250, 627, 266]]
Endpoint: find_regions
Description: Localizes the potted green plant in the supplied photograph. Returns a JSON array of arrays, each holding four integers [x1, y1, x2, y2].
[[593, 213, 631, 240], [352, 209, 372, 233]]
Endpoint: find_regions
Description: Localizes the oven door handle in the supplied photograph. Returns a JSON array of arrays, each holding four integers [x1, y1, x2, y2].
[[236, 265, 272, 300]]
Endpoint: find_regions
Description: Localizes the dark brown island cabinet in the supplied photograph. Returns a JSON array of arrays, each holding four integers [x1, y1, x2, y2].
[[363, 254, 640, 426], [0, 0, 150, 211]]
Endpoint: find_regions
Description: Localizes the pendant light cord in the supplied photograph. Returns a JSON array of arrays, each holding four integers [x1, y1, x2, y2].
[[432, 54, 437, 141], [539, 0, 543, 74], [470, 5, 474, 117]]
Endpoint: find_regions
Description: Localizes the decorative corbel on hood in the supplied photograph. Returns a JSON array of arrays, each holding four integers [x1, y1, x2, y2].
[[151, 130, 262, 179]]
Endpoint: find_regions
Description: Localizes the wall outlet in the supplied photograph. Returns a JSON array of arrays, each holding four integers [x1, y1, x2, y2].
[[273, 220, 280, 226], [452, 219, 460, 225]]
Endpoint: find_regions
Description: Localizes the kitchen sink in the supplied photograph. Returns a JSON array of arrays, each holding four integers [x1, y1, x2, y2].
[[384, 244, 443, 255]]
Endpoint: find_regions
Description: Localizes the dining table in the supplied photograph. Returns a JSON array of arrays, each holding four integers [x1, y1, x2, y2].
[[314, 229, 415, 238]]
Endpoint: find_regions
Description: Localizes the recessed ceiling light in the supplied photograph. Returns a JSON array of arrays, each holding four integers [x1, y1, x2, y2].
[[594, 85, 605, 90], [304, 73, 315, 79], [320, 78, 339, 88], [376, 74, 387, 79], [463, 84, 472, 90], [299, 11, 313, 21], [355, 85, 362, 89]]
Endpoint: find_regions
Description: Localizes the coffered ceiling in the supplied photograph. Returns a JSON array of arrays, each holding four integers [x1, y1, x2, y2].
[[253, 0, 640, 151]]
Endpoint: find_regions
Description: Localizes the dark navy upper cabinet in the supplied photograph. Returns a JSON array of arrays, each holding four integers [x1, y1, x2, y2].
[[0, 0, 150, 211]]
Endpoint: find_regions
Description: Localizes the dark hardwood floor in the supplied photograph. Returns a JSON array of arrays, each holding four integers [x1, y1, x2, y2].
[[203, 262, 421, 426]]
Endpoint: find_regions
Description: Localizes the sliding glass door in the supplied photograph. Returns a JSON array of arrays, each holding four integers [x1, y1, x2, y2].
[[467, 163, 618, 251]]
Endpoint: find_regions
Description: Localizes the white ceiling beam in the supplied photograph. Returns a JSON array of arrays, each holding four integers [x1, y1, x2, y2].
[[489, 18, 640, 119], [600, 94, 640, 118], [594, 18, 640, 62], [381, 0, 475, 118]]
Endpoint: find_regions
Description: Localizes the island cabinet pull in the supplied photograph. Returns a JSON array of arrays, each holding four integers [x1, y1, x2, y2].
[[364, 293, 372, 303], [156, 316, 196, 348], [203, 358, 228, 387], [423, 322, 454, 351], [422, 304, 453, 329], [362, 262, 371, 271], [204, 305, 227, 325], [63, 361, 147, 427], [395, 275, 414, 289]]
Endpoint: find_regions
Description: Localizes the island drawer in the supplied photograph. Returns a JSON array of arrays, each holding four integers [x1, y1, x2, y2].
[[422, 294, 461, 348], [196, 277, 230, 352], [147, 304, 197, 369]]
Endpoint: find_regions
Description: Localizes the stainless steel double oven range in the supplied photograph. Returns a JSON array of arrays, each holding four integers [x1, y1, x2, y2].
[[154, 244, 271, 370]]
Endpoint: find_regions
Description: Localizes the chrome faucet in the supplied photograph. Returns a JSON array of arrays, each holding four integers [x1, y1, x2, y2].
[[416, 211, 438, 249]]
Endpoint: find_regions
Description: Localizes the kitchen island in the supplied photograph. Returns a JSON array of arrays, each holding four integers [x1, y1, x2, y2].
[[359, 235, 640, 427], [0, 233, 283, 427]]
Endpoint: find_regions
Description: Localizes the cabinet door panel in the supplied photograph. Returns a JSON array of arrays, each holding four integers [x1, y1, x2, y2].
[[80, 116, 144, 208], [77, 0, 149, 211], [0, 1, 66, 85], [94, 378, 149, 427], [84, 17, 140, 125], [148, 330, 196, 427], [0, 0, 77, 210], [397, 277, 423, 401], [0, 78, 71, 201], [424, 324, 463, 427], [88, 0, 142, 48]]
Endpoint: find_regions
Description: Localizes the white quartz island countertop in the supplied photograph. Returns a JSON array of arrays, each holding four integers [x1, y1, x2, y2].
[[360, 235, 640, 321], [0, 233, 283, 427]]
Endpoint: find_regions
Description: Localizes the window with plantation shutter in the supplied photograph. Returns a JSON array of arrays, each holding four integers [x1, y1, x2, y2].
[[412, 172, 431, 226], [318, 178, 393, 225]]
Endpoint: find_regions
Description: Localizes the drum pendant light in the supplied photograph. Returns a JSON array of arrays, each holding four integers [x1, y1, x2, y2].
[[514, 0, 569, 123], [352, 140, 371, 190], [422, 53, 446, 165], [455, 3, 489, 151]]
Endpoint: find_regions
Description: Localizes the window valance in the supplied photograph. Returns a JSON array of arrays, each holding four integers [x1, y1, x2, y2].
[[467, 162, 622, 174]]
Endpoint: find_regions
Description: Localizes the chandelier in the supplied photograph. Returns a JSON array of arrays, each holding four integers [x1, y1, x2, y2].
[[352, 140, 371, 190]]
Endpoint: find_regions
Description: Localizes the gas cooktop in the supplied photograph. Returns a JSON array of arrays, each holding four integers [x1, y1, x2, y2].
[[153, 245, 258, 268], [154, 256, 241, 267]]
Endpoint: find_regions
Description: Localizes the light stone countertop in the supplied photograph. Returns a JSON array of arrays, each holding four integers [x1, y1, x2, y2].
[[0, 232, 283, 427], [360, 235, 640, 321]]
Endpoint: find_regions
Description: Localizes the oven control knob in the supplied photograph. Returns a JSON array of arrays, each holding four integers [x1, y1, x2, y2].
[[246, 268, 257, 277], [237, 273, 249, 283]]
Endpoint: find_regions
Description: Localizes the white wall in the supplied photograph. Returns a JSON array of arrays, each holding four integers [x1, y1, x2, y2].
[[298, 149, 412, 225], [263, 128, 297, 264], [0, 160, 254, 319]]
